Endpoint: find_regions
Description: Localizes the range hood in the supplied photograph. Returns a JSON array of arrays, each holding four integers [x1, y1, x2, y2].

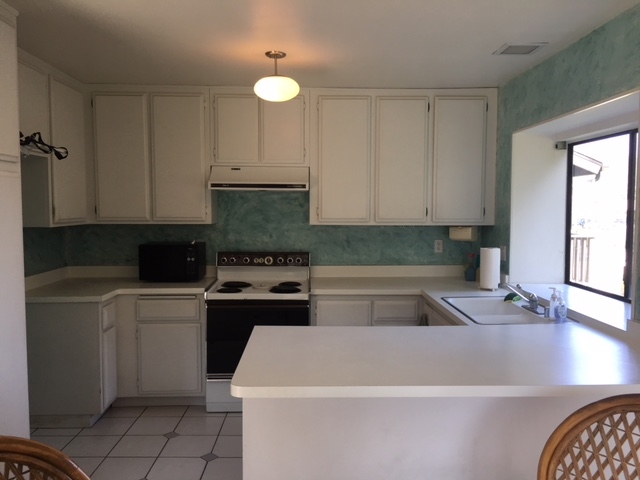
[[208, 166, 309, 191]]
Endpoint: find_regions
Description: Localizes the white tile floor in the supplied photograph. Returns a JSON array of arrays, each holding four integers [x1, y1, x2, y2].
[[30, 406, 242, 480]]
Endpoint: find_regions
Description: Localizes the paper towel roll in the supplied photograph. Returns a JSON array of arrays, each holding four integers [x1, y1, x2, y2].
[[479, 248, 500, 290]]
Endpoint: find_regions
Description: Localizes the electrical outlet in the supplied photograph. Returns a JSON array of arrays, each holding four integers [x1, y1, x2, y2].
[[434, 240, 443, 253], [500, 245, 507, 261]]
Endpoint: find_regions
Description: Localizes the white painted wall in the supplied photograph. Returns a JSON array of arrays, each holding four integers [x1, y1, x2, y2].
[[0, 1, 30, 437], [510, 133, 566, 283]]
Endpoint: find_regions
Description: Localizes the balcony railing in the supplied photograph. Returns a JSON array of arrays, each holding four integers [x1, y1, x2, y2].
[[570, 235, 593, 283]]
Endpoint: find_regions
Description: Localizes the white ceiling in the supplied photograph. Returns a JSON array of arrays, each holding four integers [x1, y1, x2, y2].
[[5, 0, 639, 88]]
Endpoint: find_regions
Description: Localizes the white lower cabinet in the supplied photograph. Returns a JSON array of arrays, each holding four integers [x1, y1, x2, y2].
[[315, 299, 372, 326], [313, 296, 421, 326], [25, 300, 117, 427], [423, 300, 466, 326], [138, 323, 202, 394], [101, 301, 118, 408], [372, 299, 420, 326], [134, 295, 205, 396]]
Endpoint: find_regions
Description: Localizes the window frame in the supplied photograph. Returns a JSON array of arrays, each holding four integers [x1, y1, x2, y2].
[[564, 128, 638, 303]]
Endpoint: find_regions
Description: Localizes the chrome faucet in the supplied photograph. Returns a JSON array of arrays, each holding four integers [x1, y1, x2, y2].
[[500, 283, 540, 313]]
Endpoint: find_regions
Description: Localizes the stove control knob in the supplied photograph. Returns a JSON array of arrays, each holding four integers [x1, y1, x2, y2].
[[242, 257, 250, 264], [276, 256, 285, 265], [229, 257, 236, 264], [295, 256, 303, 264], [286, 257, 294, 264], [219, 257, 228, 264], [264, 256, 273, 265]]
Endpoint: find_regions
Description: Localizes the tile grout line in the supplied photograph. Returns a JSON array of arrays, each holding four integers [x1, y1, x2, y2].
[[93, 405, 149, 477]]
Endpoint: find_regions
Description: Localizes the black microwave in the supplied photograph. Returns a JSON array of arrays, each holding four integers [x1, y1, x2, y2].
[[139, 242, 206, 282]]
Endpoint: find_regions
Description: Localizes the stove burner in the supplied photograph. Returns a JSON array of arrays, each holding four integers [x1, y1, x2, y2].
[[221, 281, 252, 288], [217, 287, 242, 294], [278, 281, 302, 287], [269, 285, 302, 294]]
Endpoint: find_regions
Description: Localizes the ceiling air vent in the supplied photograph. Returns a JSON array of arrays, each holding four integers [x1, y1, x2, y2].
[[492, 43, 548, 55]]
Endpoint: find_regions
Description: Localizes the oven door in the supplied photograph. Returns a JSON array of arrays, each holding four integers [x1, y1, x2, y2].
[[206, 300, 309, 379]]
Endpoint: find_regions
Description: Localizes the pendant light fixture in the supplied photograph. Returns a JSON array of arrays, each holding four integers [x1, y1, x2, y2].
[[254, 50, 300, 102]]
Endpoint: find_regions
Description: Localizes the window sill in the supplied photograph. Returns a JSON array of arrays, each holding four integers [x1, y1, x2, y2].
[[518, 283, 630, 332]]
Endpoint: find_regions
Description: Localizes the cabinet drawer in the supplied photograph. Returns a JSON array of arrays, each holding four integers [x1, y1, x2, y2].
[[136, 296, 200, 320]]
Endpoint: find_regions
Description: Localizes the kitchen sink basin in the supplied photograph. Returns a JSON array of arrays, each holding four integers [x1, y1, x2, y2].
[[442, 296, 555, 325]]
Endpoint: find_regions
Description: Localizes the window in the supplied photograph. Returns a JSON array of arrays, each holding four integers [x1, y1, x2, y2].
[[566, 129, 638, 301]]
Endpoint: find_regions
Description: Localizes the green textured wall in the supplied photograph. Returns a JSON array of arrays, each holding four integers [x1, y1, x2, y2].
[[483, 4, 640, 260], [23, 192, 478, 276]]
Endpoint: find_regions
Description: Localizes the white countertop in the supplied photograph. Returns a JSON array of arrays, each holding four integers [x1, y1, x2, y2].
[[231, 323, 640, 399], [25, 276, 215, 303], [311, 275, 632, 332]]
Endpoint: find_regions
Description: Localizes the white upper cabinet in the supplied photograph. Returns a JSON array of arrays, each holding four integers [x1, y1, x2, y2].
[[375, 97, 429, 223], [213, 93, 259, 164], [49, 78, 87, 224], [314, 94, 371, 223], [310, 88, 496, 226], [17, 62, 48, 142], [18, 61, 88, 227], [150, 93, 209, 222], [0, 8, 19, 168], [262, 98, 306, 164], [432, 96, 490, 224], [311, 90, 430, 225], [93, 89, 213, 224], [94, 93, 151, 222], [212, 87, 307, 165]]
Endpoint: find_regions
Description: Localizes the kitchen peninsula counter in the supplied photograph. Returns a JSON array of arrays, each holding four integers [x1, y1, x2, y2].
[[232, 324, 640, 399], [233, 322, 640, 480]]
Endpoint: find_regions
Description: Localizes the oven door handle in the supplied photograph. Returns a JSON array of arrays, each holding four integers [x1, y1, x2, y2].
[[207, 373, 233, 381]]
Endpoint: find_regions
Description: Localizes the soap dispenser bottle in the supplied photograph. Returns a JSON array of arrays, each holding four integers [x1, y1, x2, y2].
[[548, 288, 558, 319], [554, 290, 568, 323]]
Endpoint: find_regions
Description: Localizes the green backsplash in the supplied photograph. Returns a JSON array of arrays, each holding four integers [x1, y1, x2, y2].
[[23, 192, 478, 276]]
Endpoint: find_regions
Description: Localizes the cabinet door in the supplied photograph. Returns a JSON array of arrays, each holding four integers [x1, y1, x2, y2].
[[262, 96, 306, 164], [18, 63, 49, 142], [94, 93, 151, 222], [372, 299, 419, 326], [316, 96, 371, 223], [0, 13, 19, 164], [432, 96, 487, 224], [316, 300, 371, 326], [50, 78, 87, 224], [375, 97, 429, 223], [213, 94, 259, 164], [101, 301, 118, 409], [151, 93, 208, 222], [101, 325, 118, 409], [138, 322, 202, 394]]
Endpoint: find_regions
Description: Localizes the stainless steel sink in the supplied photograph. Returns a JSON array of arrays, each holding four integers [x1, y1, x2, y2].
[[442, 296, 555, 325]]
